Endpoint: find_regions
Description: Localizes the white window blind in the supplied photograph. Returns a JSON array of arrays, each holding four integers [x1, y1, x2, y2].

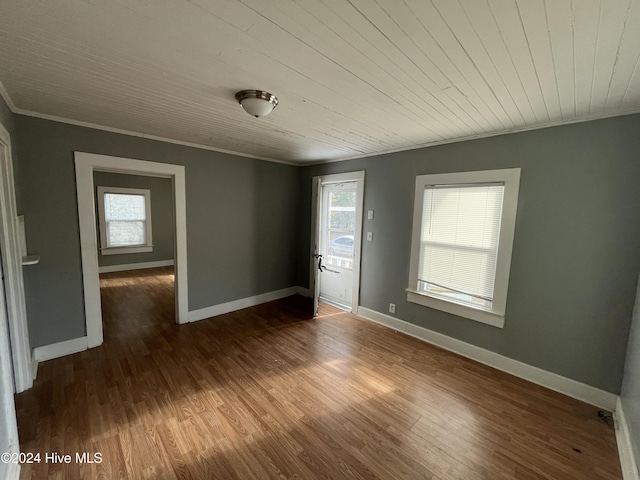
[[418, 183, 505, 303], [103, 193, 147, 247]]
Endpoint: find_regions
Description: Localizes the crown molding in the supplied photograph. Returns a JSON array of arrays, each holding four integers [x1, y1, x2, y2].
[[2, 78, 640, 168], [0, 80, 17, 112], [0, 81, 300, 166], [15, 108, 301, 166], [304, 108, 640, 166]]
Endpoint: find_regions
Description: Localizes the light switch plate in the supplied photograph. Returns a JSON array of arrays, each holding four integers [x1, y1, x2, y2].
[[366, 232, 373, 241], [367, 210, 374, 220]]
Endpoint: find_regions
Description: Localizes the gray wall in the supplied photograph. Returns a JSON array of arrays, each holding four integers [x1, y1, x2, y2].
[[15, 115, 299, 348], [621, 275, 640, 470], [93, 172, 174, 267], [298, 114, 640, 394]]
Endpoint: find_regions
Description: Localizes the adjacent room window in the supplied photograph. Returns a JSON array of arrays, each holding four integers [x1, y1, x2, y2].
[[407, 169, 521, 328], [97, 186, 153, 255]]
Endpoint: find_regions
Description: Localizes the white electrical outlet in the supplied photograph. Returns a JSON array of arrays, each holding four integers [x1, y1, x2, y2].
[[367, 210, 374, 220], [389, 303, 396, 314], [366, 232, 373, 241]]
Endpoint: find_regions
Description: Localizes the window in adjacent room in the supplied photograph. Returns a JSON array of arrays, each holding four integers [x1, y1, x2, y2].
[[97, 186, 153, 255], [407, 169, 521, 328]]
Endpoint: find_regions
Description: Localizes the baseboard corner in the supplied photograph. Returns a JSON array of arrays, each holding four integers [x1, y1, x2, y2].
[[32, 336, 88, 362], [188, 287, 300, 323], [31, 358, 38, 381], [295, 286, 312, 298], [615, 397, 640, 480]]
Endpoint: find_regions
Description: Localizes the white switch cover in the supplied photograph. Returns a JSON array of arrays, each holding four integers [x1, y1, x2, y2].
[[367, 210, 374, 220], [389, 303, 396, 314], [366, 232, 373, 241]]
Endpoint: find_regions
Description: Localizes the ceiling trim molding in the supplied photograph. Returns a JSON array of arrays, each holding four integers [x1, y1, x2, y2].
[[306, 108, 640, 166], [0, 80, 17, 112], [0, 82, 299, 167], [2, 79, 640, 168], [12, 108, 300, 166]]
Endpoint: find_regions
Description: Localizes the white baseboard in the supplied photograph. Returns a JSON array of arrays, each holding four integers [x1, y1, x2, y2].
[[32, 336, 88, 362], [296, 286, 312, 298], [32, 286, 304, 360], [188, 287, 300, 323], [357, 307, 617, 410], [98, 259, 174, 273], [615, 397, 640, 480]]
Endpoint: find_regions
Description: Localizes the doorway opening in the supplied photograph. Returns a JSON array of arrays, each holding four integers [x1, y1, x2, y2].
[[94, 172, 177, 344], [310, 171, 365, 316], [75, 152, 188, 350]]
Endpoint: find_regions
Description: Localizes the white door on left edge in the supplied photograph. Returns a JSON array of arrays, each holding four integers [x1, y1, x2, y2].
[[0, 242, 20, 480]]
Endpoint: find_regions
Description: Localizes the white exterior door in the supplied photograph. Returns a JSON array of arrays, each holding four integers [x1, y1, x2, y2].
[[318, 182, 357, 309], [310, 171, 364, 315]]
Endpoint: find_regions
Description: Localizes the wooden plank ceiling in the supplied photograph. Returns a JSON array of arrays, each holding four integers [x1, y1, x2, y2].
[[1, 0, 639, 164]]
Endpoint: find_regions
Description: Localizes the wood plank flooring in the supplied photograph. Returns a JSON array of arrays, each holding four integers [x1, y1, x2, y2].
[[16, 267, 622, 479]]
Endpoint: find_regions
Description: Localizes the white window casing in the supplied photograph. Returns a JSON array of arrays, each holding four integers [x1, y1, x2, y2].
[[407, 168, 521, 328], [97, 186, 153, 255]]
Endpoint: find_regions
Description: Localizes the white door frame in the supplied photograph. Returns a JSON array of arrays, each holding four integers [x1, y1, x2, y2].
[[0, 123, 32, 393], [75, 152, 188, 348], [309, 171, 365, 314], [0, 246, 21, 480]]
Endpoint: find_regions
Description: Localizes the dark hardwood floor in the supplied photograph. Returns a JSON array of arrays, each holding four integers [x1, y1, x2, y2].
[[15, 266, 622, 479]]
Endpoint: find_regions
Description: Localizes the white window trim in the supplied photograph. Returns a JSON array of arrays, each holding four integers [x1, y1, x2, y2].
[[407, 168, 521, 328], [97, 186, 153, 255]]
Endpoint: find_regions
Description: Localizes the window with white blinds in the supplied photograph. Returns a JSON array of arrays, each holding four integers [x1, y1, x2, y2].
[[97, 186, 153, 255], [408, 169, 521, 328]]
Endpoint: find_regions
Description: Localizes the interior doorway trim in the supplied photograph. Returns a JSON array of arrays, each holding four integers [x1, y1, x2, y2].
[[75, 152, 188, 348], [0, 122, 32, 393], [310, 170, 365, 314]]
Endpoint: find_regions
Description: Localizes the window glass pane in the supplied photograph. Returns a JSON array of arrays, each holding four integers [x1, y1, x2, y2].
[[104, 193, 146, 221], [329, 191, 356, 230], [331, 190, 356, 207], [106, 221, 146, 247], [418, 184, 504, 301], [325, 188, 356, 270]]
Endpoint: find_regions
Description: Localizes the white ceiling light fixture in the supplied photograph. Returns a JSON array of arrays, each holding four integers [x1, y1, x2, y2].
[[235, 90, 279, 118]]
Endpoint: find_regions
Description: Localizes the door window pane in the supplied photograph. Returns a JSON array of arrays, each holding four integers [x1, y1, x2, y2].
[[325, 187, 356, 269]]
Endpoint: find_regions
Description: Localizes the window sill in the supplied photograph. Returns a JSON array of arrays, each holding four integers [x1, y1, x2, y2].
[[406, 289, 505, 328], [100, 246, 153, 255]]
